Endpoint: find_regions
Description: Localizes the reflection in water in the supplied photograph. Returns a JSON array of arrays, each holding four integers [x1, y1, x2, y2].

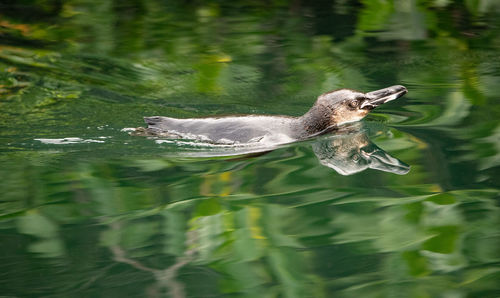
[[107, 221, 196, 298], [1, 0, 499, 297], [312, 131, 410, 175], [139, 123, 410, 176]]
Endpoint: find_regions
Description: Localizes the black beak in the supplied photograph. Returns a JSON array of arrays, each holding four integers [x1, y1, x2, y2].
[[361, 85, 407, 109], [361, 146, 410, 175]]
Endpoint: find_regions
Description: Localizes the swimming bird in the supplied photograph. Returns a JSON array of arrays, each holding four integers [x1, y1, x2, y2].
[[138, 85, 407, 145]]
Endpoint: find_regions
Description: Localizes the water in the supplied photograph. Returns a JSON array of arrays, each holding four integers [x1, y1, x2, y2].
[[1, 1, 499, 297]]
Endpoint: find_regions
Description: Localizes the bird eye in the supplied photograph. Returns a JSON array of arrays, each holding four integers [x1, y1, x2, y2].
[[348, 100, 358, 109]]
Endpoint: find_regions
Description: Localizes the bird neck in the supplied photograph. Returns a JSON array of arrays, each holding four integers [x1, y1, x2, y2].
[[297, 103, 337, 137]]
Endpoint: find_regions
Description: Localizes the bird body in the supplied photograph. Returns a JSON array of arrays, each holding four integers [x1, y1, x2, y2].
[[140, 85, 408, 145]]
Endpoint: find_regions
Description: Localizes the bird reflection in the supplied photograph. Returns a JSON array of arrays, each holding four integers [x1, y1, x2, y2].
[[134, 123, 410, 176], [312, 130, 410, 175]]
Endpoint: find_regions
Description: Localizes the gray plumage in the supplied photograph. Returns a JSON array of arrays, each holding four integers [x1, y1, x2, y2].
[[138, 85, 407, 145]]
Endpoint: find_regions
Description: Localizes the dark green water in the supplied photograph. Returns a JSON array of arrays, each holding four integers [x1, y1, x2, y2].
[[1, 1, 499, 297]]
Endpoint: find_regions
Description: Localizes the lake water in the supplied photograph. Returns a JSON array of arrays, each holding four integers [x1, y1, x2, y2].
[[1, 1, 499, 297]]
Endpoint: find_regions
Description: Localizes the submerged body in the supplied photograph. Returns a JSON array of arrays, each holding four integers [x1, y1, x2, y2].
[[144, 115, 299, 144], [141, 85, 408, 145]]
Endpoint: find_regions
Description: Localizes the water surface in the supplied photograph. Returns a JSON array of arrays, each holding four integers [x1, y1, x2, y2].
[[1, 1, 499, 297]]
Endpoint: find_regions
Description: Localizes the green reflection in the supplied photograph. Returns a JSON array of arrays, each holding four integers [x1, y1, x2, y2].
[[0, 0, 499, 297]]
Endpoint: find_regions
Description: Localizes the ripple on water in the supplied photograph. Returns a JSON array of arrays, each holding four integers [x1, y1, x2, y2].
[[34, 137, 108, 144]]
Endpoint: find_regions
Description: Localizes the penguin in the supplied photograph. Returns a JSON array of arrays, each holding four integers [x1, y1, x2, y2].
[[137, 85, 407, 145]]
